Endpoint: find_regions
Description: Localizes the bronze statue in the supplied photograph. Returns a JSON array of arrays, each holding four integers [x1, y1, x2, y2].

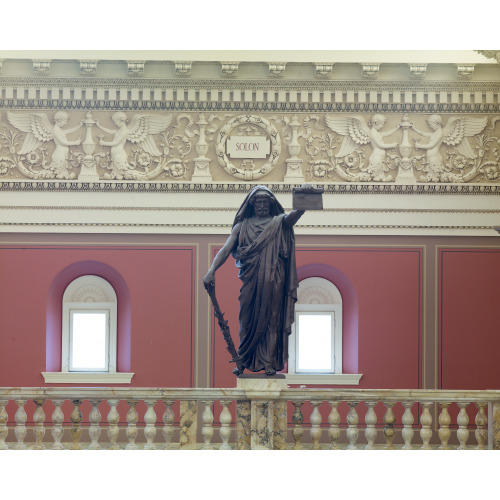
[[204, 184, 319, 376]]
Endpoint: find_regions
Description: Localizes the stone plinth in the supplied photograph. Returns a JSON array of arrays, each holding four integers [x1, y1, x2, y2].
[[236, 374, 288, 450]]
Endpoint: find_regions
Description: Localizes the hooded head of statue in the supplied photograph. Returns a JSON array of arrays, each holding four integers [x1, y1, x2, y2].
[[232, 185, 285, 227]]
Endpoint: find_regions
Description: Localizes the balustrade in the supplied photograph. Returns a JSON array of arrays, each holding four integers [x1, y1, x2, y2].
[[0, 387, 498, 450]]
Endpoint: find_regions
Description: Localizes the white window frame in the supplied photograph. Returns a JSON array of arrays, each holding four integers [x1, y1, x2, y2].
[[293, 306, 340, 374], [68, 308, 112, 372], [286, 277, 362, 386], [42, 275, 133, 384]]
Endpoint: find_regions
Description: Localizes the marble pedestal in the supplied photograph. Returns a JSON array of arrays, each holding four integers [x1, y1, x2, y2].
[[236, 374, 288, 450]]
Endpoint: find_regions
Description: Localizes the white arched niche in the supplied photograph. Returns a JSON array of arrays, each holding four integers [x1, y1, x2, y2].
[[286, 277, 362, 385]]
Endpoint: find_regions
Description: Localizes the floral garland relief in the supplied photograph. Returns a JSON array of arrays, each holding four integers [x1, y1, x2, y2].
[[0, 111, 499, 183]]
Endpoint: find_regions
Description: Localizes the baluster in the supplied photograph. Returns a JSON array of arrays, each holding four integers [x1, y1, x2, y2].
[[162, 400, 175, 450], [144, 400, 157, 450], [33, 399, 46, 450], [291, 401, 305, 450], [125, 400, 138, 450], [219, 401, 232, 450], [310, 401, 322, 450], [88, 399, 102, 450], [14, 400, 27, 450], [51, 400, 65, 450], [438, 403, 451, 450], [107, 399, 120, 450], [402, 401, 414, 450], [179, 401, 197, 449], [0, 400, 9, 449], [346, 401, 359, 450], [201, 400, 214, 450], [328, 401, 341, 450], [475, 403, 488, 450], [70, 400, 83, 450], [383, 402, 396, 449], [457, 402, 469, 450], [364, 401, 377, 449], [420, 402, 433, 450]]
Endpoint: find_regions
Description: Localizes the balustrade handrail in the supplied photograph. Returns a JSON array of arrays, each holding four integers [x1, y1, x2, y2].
[[2, 387, 500, 403], [1, 386, 498, 450]]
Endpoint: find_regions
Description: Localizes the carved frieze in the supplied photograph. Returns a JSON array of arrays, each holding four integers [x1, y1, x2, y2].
[[1, 110, 500, 186]]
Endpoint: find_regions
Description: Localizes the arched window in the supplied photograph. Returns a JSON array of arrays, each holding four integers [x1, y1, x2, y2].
[[62, 275, 117, 373], [43, 272, 133, 384], [286, 277, 362, 385]]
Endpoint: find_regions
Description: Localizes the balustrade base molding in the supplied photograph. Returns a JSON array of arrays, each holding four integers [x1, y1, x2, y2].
[[236, 375, 288, 450]]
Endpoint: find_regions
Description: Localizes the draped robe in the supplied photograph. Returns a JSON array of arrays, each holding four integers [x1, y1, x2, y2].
[[232, 213, 298, 372]]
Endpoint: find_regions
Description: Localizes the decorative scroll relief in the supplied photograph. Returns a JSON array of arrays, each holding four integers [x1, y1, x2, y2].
[[215, 115, 281, 180]]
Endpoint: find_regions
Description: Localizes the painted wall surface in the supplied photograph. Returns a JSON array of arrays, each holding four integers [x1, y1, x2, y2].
[[0, 245, 196, 388], [211, 245, 423, 390], [439, 248, 500, 390], [1, 237, 500, 398]]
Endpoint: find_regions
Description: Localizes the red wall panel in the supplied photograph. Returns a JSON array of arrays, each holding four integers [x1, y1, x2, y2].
[[439, 249, 500, 390], [211, 246, 423, 390], [0, 246, 196, 388]]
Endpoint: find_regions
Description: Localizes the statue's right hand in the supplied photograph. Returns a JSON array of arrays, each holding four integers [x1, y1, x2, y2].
[[203, 272, 214, 290]]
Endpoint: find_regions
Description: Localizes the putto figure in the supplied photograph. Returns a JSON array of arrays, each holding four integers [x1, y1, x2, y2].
[[325, 114, 400, 181], [203, 185, 307, 376], [411, 114, 488, 182], [7, 111, 82, 179], [96, 112, 172, 179]]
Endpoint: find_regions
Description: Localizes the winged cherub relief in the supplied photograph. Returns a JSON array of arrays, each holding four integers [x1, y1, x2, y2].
[[7, 111, 82, 179], [325, 114, 400, 182], [96, 112, 172, 179], [411, 114, 488, 182]]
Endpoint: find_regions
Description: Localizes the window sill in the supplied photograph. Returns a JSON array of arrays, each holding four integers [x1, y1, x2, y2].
[[42, 372, 134, 384], [284, 373, 363, 385]]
